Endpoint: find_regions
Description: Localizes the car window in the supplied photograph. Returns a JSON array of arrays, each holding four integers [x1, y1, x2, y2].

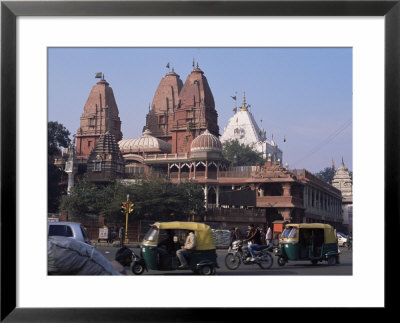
[[80, 226, 90, 240], [49, 225, 73, 237]]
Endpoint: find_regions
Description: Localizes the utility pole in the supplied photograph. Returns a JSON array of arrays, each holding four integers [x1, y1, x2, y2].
[[121, 194, 134, 245]]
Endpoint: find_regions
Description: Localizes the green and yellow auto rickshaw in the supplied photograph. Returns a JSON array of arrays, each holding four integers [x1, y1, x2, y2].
[[132, 221, 218, 275], [274, 223, 340, 266]]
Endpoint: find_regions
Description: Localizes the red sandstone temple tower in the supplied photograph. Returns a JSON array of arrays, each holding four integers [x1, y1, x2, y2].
[[146, 68, 183, 141], [146, 64, 219, 154], [76, 76, 123, 159]]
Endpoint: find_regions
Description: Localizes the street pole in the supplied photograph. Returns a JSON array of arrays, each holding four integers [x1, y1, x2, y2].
[[125, 194, 130, 244]]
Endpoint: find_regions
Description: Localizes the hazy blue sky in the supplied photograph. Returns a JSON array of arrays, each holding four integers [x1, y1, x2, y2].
[[48, 47, 352, 173]]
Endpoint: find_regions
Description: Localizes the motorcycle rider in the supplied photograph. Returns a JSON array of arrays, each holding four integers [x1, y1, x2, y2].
[[243, 224, 263, 261]]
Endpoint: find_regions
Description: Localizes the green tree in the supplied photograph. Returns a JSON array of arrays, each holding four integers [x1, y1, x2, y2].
[[48, 121, 71, 213], [59, 180, 103, 221], [315, 167, 336, 184], [48, 121, 71, 157], [59, 176, 206, 223], [222, 139, 265, 166], [128, 176, 203, 221]]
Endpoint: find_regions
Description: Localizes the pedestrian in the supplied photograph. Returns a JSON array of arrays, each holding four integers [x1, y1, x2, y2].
[[258, 226, 266, 245], [119, 227, 125, 247], [176, 230, 197, 269], [266, 226, 272, 245], [229, 227, 240, 248]]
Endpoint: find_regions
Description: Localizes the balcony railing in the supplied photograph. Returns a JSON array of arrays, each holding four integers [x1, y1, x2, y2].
[[144, 153, 189, 161]]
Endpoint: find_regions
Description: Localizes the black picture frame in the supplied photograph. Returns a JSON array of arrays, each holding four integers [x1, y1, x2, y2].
[[1, 1, 397, 321]]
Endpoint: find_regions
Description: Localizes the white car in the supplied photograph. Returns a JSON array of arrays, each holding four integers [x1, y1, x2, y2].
[[336, 232, 348, 247], [48, 221, 91, 245]]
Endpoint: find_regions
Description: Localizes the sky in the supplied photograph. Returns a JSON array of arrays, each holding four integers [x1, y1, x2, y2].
[[48, 47, 352, 173]]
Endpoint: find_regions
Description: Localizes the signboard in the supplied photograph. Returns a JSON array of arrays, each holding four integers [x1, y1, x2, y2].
[[99, 228, 108, 239]]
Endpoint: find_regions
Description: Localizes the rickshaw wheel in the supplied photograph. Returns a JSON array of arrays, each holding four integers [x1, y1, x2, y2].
[[132, 263, 145, 275], [277, 257, 286, 266], [199, 265, 213, 275], [225, 254, 241, 270], [327, 256, 337, 265]]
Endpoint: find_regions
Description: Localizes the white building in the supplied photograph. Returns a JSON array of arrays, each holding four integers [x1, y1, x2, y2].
[[220, 94, 283, 164], [332, 159, 353, 234]]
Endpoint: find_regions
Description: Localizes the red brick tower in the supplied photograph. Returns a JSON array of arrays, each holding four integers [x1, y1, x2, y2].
[[76, 76, 123, 159], [146, 69, 183, 142], [146, 64, 219, 154], [173, 64, 219, 153]]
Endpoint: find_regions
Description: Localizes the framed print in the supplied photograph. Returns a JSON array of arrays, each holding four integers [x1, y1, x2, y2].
[[1, 0, 398, 321]]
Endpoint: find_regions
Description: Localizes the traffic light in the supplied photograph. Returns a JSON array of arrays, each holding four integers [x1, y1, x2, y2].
[[120, 202, 127, 213], [128, 202, 134, 214]]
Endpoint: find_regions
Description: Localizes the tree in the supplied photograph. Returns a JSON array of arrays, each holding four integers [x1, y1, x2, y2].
[[59, 176, 206, 223], [127, 176, 205, 221], [315, 167, 335, 184], [48, 121, 71, 158], [59, 180, 104, 221], [222, 139, 265, 166], [48, 121, 71, 213]]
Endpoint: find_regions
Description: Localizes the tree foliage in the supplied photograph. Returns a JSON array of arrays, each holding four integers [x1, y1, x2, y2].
[[314, 167, 335, 184], [222, 139, 265, 166], [48, 121, 71, 157], [48, 121, 71, 213], [60, 176, 205, 222]]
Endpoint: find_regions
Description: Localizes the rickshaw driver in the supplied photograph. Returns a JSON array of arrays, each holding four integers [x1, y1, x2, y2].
[[176, 230, 197, 269], [157, 229, 175, 256]]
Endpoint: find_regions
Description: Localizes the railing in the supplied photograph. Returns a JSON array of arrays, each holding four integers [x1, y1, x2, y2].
[[144, 153, 189, 160], [218, 171, 253, 178]]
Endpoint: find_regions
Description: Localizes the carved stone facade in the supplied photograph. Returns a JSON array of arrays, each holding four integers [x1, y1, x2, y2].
[[76, 77, 122, 159], [86, 131, 125, 182], [146, 65, 219, 154]]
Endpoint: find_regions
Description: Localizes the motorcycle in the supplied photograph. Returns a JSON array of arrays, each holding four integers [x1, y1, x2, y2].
[[225, 240, 274, 270]]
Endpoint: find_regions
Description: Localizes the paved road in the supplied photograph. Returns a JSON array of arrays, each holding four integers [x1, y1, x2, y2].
[[96, 245, 352, 276]]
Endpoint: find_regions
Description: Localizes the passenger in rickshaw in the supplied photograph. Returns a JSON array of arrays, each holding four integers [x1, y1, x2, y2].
[[299, 229, 310, 259], [176, 230, 197, 269], [311, 229, 325, 257]]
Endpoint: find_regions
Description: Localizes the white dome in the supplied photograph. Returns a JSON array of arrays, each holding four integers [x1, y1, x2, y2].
[[119, 129, 171, 153], [190, 129, 222, 152]]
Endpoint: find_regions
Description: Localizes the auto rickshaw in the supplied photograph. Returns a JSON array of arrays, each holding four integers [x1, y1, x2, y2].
[[274, 223, 340, 266], [132, 221, 219, 275]]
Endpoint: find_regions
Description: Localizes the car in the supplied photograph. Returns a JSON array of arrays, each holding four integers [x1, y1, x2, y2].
[[48, 221, 91, 245], [336, 232, 348, 247]]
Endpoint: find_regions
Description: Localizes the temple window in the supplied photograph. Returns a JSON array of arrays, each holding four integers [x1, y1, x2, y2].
[[93, 160, 102, 172]]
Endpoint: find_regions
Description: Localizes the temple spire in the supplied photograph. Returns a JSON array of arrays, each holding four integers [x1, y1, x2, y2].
[[241, 92, 248, 111]]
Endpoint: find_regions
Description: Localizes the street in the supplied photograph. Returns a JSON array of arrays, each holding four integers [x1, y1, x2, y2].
[[96, 245, 352, 276]]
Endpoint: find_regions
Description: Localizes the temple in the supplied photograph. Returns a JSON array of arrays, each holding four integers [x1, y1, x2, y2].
[[220, 93, 283, 163], [54, 65, 349, 234]]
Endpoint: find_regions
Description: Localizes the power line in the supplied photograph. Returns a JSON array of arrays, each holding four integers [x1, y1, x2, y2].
[[292, 118, 352, 167]]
